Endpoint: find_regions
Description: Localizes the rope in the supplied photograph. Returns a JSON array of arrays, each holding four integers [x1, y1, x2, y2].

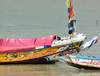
[[70, 38, 92, 56]]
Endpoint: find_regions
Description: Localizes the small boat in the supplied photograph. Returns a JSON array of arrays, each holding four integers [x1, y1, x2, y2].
[[57, 55, 100, 69], [0, 33, 86, 64]]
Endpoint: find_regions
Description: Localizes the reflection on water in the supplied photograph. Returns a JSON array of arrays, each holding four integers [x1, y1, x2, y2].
[[0, 62, 100, 76], [0, 63, 78, 76], [72, 70, 100, 76]]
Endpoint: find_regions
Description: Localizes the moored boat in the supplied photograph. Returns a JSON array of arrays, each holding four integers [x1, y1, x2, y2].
[[57, 54, 100, 69], [0, 34, 86, 64]]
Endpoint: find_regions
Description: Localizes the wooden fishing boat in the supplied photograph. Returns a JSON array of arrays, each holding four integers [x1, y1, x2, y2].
[[57, 55, 100, 69], [0, 33, 86, 64]]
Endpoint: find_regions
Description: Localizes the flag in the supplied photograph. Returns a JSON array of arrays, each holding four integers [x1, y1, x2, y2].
[[69, 0, 73, 17], [66, 0, 70, 8], [66, 0, 73, 19]]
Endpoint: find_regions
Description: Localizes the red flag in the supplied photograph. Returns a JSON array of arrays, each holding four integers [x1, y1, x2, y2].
[[69, 0, 73, 16]]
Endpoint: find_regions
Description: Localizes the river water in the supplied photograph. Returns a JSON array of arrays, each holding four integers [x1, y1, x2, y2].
[[0, 0, 100, 76]]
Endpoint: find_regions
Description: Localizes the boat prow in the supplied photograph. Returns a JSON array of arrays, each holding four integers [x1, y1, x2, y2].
[[56, 36, 99, 69]]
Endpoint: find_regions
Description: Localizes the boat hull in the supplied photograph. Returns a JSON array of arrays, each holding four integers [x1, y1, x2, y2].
[[0, 41, 82, 64], [65, 62, 100, 70], [57, 55, 100, 69], [0, 57, 47, 64]]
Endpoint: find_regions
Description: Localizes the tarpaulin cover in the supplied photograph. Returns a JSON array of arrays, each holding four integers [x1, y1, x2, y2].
[[0, 35, 55, 53]]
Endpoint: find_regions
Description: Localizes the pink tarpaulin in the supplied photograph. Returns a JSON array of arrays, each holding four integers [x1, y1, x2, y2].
[[0, 35, 55, 53]]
